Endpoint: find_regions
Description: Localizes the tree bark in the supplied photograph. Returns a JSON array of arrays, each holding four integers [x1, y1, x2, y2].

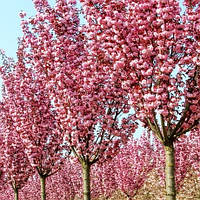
[[14, 188, 18, 200], [40, 175, 46, 200], [82, 161, 91, 200], [164, 144, 176, 200]]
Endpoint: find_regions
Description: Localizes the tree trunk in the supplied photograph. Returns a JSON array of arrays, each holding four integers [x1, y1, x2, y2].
[[40, 175, 46, 200], [82, 161, 91, 200], [14, 188, 18, 200], [164, 144, 176, 200]]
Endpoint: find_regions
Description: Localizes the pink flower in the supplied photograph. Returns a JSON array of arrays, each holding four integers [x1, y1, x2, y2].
[[19, 11, 26, 18]]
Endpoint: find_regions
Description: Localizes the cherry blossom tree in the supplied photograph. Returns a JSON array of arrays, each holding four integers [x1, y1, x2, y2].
[[16, 1, 136, 199], [0, 174, 41, 200], [0, 44, 66, 200], [0, 100, 33, 200], [19, 92, 65, 200], [78, 0, 200, 199]]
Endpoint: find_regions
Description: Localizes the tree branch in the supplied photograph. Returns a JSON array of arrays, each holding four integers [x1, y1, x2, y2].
[[171, 102, 190, 137]]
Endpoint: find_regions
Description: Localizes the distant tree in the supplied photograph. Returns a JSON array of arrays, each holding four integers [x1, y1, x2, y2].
[[113, 134, 156, 200], [46, 158, 82, 200]]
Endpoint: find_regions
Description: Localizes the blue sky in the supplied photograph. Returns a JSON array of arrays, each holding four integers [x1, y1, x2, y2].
[[0, 0, 56, 59]]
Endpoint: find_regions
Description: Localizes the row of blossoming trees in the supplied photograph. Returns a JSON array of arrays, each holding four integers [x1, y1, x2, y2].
[[0, 0, 199, 200], [0, 131, 199, 200]]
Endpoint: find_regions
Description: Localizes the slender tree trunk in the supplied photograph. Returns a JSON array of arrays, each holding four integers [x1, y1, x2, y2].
[[40, 175, 46, 200], [82, 161, 91, 200], [164, 144, 176, 200], [14, 188, 18, 200]]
